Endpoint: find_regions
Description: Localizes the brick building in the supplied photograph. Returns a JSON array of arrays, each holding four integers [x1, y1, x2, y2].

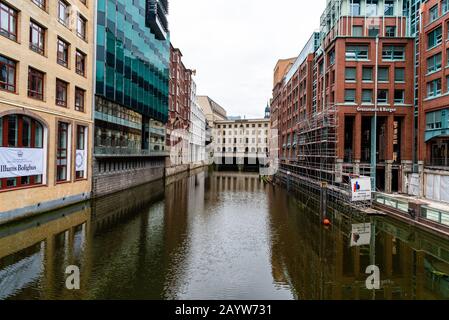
[[274, 0, 415, 194], [167, 44, 193, 167], [416, 0, 449, 202]]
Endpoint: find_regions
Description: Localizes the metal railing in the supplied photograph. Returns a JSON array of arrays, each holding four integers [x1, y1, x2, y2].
[[374, 194, 409, 213], [421, 206, 449, 226]]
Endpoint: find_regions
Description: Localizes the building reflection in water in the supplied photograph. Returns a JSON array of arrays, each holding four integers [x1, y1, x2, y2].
[[267, 187, 449, 300], [0, 170, 448, 299]]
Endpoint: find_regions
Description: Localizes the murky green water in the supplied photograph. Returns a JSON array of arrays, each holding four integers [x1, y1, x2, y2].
[[1, 169, 449, 300]]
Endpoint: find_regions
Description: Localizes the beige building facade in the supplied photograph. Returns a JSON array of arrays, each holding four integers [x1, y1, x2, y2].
[[0, 0, 94, 222]]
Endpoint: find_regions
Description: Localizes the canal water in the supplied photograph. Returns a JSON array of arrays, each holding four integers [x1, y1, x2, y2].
[[1, 169, 449, 300]]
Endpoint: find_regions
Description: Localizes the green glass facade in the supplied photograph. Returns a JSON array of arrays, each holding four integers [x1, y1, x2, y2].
[[96, 0, 169, 123]]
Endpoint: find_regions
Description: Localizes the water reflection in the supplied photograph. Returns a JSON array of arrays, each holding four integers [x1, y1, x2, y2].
[[0, 170, 448, 300]]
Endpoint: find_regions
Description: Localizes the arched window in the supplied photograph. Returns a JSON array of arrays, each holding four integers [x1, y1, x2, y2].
[[0, 115, 44, 189]]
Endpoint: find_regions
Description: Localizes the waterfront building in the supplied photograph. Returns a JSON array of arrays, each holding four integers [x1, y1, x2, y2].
[[213, 116, 271, 167], [415, 0, 449, 202], [189, 79, 206, 167], [0, 0, 94, 221], [197, 95, 227, 129], [93, 0, 170, 197], [274, 0, 415, 194], [167, 44, 193, 171]]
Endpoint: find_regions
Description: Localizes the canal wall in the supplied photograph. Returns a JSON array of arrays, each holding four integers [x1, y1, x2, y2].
[[92, 157, 165, 198]]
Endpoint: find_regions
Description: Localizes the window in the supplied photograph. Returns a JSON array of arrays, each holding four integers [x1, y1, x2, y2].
[[426, 111, 443, 130], [55, 79, 68, 107], [368, 27, 379, 37], [0, 1, 17, 41], [346, 45, 368, 60], [362, 67, 373, 81], [394, 90, 405, 103], [427, 53, 442, 73], [329, 50, 335, 65], [378, 67, 389, 82], [345, 67, 356, 81], [362, 89, 373, 103], [28, 68, 44, 100], [29, 21, 45, 55], [366, 0, 378, 17], [350, 0, 360, 15], [385, 26, 396, 37], [76, 14, 87, 40], [32, 0, 46, 10], [382, 46, 405, 60], [395, 68, 405, 82], [444, 0, 449, 14], [58, 0, 69, 26], [429, 5, 439, 23], [428, 27, 443, 49], [385, 0, 394, 16], [378, 90, 389, 104], [352, 26, 363, 37], [0, 54, 16, 92], [56, 122, 69, 182], [0, 115, 44, 190], [75, 125, 87, 179], [75, 87, 85, 111], [447, 76, 449, 92], [345, 89, 356, 103], [427, 79, 442, 97], [57, 38, 69, 67]]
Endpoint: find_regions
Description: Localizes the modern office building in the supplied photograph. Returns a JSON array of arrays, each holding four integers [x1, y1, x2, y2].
[[0, 0, 94, 221], [93, 0, 170, 197]]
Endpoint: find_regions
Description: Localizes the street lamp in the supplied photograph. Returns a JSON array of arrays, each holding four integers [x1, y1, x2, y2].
[[371, 35, 379, 192]]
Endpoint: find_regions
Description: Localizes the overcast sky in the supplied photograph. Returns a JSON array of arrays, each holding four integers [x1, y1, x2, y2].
[[169, 0, 326, 119]]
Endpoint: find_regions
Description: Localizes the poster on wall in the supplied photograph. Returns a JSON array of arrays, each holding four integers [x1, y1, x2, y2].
[[75, 149, 87, 173], [0, 148, 44, 178], [350, 176, 372, 202]]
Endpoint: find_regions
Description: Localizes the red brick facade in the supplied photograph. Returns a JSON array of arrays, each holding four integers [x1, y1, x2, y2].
[[274, 14, 415, 193], [168, 45, 192, 139], [418, 0, 449, 167]]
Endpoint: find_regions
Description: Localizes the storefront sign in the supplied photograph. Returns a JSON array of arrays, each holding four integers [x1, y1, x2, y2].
[[356, 107, 396, 113], [0, 147, 44, 178], [350, 176, 372, 201], [350, 223, 372, 247], [75, 149, 87, 172]]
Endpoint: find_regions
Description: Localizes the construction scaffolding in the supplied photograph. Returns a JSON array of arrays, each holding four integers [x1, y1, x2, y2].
[[278, 52, 372, 211]]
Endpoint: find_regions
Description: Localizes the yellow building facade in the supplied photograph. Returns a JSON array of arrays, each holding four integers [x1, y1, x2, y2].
[[0, 0, 94, 222]]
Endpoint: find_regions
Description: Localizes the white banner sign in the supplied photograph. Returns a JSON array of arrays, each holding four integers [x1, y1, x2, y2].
[[350, 223, 372, 247], [75, 149, 87, 172], [350, 176, 372, 202], [0, 147, 44, 178]]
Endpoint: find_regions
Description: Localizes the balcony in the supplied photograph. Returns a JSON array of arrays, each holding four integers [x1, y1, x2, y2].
[[146, 0, 169, 40]]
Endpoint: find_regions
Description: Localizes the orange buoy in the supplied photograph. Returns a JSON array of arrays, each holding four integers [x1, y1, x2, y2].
[[323, 218, 331, 226]]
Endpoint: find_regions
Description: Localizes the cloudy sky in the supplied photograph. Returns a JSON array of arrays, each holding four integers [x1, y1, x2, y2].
[[169, 0, 326, 119]]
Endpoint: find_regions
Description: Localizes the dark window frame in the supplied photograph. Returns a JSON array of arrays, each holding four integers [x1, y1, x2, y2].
[[0, 2, 18, 41], [28, 67, 45, 100]]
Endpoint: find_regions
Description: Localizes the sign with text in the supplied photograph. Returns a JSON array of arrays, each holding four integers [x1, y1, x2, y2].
[[350, 223, 372, 247], [0, 147, 45, 178], [350, 176, 372, 201]]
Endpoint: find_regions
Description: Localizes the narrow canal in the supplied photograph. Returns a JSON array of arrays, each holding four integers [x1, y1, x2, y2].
[[1, 169, 449, 300]]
